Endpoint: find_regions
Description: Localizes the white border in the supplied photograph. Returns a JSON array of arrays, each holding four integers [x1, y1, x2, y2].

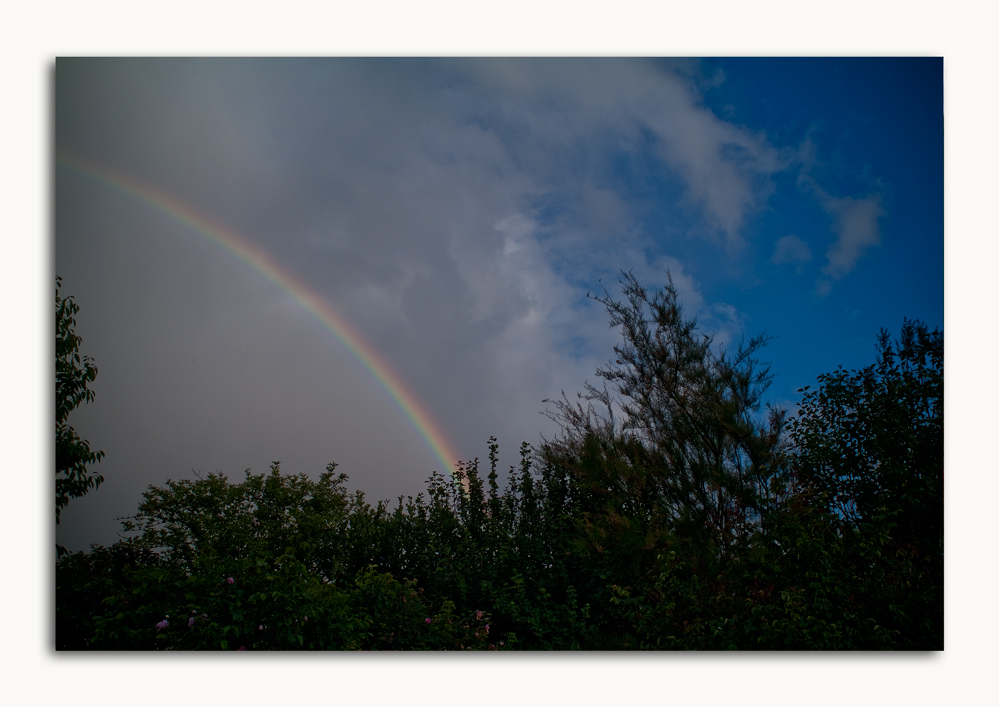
[[4, 2, 993, 705]]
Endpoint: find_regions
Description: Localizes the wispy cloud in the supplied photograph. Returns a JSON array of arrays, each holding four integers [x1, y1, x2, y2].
[[448, 59, 783, 249], [795, 135, 885, 295], [772, 234, 813, 272], [820, 193, 885, 279]]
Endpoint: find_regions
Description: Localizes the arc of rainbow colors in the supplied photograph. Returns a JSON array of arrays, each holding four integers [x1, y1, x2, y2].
[[57, 149, 463, 482]]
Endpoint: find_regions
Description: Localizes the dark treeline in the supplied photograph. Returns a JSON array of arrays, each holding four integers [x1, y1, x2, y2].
[[56, 273, 943, 650]]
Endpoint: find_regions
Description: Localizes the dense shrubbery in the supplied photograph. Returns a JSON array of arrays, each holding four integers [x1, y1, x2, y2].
[[55, 274, 943, 650], [56, 465, 497, 651]]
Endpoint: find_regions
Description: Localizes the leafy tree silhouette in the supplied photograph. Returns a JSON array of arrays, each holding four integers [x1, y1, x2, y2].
[[56, 276, 104, 527]]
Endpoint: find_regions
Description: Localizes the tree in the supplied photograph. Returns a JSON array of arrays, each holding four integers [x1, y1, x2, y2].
[[56, 277, 104, 524], [791, 319, 943, 546], [541, 271, 788, 562], [790, 319, 943, 648], [530, 272, 798, 648]]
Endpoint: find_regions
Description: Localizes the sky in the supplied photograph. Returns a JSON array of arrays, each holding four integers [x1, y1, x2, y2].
[[54, 57, 943, 553]]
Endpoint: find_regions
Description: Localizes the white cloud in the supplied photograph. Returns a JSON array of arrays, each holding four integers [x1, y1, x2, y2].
[[821, 194, 885, 280], [795, 133, 886, 292], [444, 59, 782, 249], [772, 234, 813, 272], [640, 89, 781, 248]]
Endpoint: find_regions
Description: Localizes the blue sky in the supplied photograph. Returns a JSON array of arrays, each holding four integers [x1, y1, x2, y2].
[[54, 57, 942, 552], [697, 58, 943, 390]]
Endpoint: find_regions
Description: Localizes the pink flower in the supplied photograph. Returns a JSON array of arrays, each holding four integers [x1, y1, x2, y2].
[[425, 618, 432, 624], [156, 619, 169, 630], [488, 644, 496, 650], [226, 577, 234, 584], [238, 645, 247, 651], [188, 617, 196, 627], [259, 624, 264, 631]]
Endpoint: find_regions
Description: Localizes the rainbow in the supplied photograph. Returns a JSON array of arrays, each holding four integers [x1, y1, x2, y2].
[[57, 150, 462, 481]]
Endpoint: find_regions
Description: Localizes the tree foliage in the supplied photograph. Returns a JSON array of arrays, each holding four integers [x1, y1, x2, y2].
[[56, 277, 104, 523], [791, 319, 943, 548], [789, 319, 943, 648], [541, 272, 789, 572], [57, 463, 497, 651]]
